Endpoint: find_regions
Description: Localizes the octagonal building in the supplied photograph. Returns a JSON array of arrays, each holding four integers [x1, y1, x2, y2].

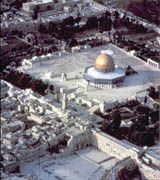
[[83, 53, 126, 88]]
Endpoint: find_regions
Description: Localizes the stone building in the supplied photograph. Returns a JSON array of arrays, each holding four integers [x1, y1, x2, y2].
[[22, 0, 54, 14], [1, 80, 9, 99], [0, 36, 30, 56]]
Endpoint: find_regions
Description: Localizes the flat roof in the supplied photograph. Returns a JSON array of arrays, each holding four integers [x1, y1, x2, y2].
[[23, 0, 53, 6]]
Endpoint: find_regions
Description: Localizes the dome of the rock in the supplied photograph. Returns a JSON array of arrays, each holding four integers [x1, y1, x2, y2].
[[83, 52, 125, 88], [95, 54, 115, 71]]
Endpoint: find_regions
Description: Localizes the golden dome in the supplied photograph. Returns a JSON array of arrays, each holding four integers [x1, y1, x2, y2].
[[95, 54, 115, 70]]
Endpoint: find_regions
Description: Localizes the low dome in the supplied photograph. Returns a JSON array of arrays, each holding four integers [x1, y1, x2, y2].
[[95, 54, 115, 70]]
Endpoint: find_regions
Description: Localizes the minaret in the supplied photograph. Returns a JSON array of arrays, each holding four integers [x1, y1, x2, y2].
[[62, 93, 68, 111], [99, 101, 105, 114]]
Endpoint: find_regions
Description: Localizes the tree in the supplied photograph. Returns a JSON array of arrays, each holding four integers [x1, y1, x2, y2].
[[38, 24, 48, 34], [33, 5, 40, 19], [112, 110, 121, 128], [75, 13, 82, 26], [96, 0, 104, 5], [18, 31, 23, 38], [35, 5, 40, 13], [65, 16, 75, 26], [47, 5, 52, 11], [147, 86, 156, 98], [86, 16, 98, 30]]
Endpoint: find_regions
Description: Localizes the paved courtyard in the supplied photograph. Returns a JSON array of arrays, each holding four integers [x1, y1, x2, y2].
[[20, 147, 116, 180], [26, 43, 160, 102]]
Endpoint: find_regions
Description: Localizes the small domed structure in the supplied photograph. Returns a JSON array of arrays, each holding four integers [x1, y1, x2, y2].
[[95, 54, 115, 72]]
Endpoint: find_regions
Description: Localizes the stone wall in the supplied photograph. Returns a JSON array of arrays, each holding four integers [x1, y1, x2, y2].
[[51, 147, 73, 159], [48, 133, 65, 146], [135, 89, 148, 103], [67, 130, 91, 151], [19, 144, 48, 163], [76, 97, 93, 108], [91, 129, 160, 180], [111, 157, 134, 179], [147, 58, 160, 70], [2, 121, 25, 134], [1, 20, 39, 36], [28, 113, 45, 125], [91, 129, 139, 160], [140, 164, 160, 180]]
